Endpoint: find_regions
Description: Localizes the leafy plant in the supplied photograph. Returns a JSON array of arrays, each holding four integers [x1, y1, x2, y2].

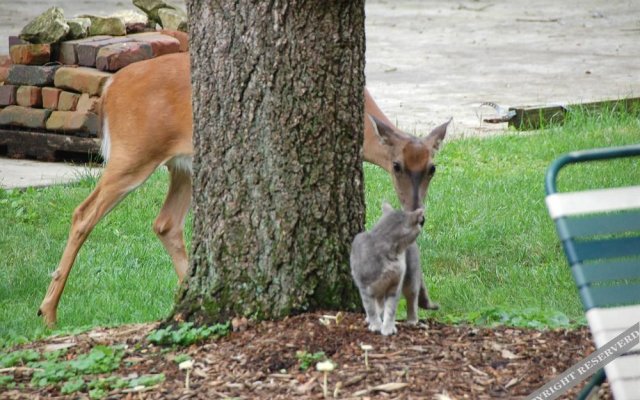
[[31, 345, 124, 387], [0, 349, 40, 368], [295, 351, 326, 371], [147, 322, 230, 346], [173, 353, 192, 364], [61, 377, 85, 394], [0, 374, 14, 387], [84, 373, 165, 398], [128, 373, 165, 388]]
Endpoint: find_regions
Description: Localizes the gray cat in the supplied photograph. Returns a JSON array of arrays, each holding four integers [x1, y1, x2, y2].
[[350, 203, 436, 335]]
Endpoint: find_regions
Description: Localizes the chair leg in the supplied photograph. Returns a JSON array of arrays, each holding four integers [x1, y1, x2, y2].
[[577, 369, 606, 400]]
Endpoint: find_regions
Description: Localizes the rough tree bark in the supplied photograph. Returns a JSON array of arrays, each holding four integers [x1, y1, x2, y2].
[[173, 0, 366, 323]]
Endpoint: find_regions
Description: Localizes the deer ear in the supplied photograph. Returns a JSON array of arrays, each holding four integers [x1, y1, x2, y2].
[[381, 201, 394, 214], [367, 114, 402, 147], [424, 118, 452, 151]]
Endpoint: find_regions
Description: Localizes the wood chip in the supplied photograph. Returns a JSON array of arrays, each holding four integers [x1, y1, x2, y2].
[[371, 382, 409, 392], [468, 365, 488, 376], [501, 349, 521, 359]]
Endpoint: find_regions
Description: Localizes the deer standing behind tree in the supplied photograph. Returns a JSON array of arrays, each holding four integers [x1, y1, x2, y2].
[[38, 50, 449, 326]]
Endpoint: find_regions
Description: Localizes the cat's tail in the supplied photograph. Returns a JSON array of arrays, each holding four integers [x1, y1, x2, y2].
[[418, 281, 439, 310]]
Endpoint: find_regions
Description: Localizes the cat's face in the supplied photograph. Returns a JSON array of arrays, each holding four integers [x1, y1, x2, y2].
[[380, 203, 425, 250]]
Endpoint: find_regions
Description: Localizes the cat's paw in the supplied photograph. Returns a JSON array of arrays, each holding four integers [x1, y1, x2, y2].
[[381, 323, 397, 336], [368, 321, 382, 332]]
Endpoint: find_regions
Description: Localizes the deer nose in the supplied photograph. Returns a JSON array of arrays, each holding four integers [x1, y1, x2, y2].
[[418, 215, 425, 227]]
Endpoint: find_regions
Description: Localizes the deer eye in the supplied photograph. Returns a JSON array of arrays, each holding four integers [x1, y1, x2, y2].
[[392, 161, 402, 173], [428, 164, 436, 175]]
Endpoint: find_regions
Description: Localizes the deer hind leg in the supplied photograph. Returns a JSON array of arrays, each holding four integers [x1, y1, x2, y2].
[[153, 158, 192, 281], [38, 163, 159, 327]]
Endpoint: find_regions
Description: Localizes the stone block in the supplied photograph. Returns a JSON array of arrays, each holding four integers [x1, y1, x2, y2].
[[66, 18, 91, 40], [19, 6, 69, 44], [76, 93, 101, 113], [110, 10, 149, 34], [0, 85, 17, 106], [58, 35, 111, 65], [10, 44, 51, 65], [159, 29, 188, 52], [54, 67, 112, 96], [129, 32, 180, 57], [79, 15, 127, 36], [76, 37, 132, 67], [46, 111, 100, 137], [158, 8, 187, 32], [58, 91, 80, 111], [0, 106, 51, 129], [6, 65, 60, 86], [133, 0, 181, 25], [42, 87, 62, 109], [16, 86, 42, 107], [96, 42, 153, 71]]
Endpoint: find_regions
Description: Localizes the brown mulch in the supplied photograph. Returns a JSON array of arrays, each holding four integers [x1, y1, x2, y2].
[[1, 311, 611, 399]]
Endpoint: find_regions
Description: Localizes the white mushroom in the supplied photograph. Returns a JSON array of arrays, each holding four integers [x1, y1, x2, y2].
[[179, 360, 194, 390], [360, 344, 373, 369], [316, 360, 335, 398]]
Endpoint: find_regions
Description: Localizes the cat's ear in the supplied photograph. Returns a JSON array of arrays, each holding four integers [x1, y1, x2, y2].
[[381, 202, 394, 215]]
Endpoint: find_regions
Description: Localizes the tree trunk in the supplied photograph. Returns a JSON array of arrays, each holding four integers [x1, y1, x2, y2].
[[173, 0, 366, 323]]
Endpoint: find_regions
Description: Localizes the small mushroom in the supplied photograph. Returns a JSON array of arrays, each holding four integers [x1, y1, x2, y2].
[[179, 359, 194, 390], [360, 344, 373, 369], [316, 360, 335, 398]]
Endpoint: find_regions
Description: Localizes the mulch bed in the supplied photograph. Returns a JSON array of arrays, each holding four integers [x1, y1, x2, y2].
[[1, 311, 611, 399]]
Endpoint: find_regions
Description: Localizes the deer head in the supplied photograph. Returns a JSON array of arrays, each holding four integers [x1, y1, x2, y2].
[[367, 115, 451, 211]]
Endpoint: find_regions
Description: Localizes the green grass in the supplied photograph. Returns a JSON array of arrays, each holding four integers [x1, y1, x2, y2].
[[1, 108, 638, 344]]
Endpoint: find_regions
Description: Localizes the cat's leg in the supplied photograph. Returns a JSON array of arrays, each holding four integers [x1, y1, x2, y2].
[[361, 292, 382, 332], [381, 290, 402, 336], [375, 297, 384, 322]]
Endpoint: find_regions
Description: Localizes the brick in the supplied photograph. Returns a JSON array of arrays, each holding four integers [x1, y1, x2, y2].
[[129, 32, 181, 57], [42, 87, 62, 110], [58, 91, 80, 111], [96, 41, 153, 72], [8, 36, 28, 48], [58, 36, 111, 65], [0, 105, 51, 129], [0, 55, 11, 83], [45, 111, 100, 137], [16, 86, 42, 107], [76, 37, 132, 67], [159, 29, 189, 52], [6, 65, 60, 86], [10, 44, 51, 65], [76, 93, 101, 113], [54, 67, 112, 96], [0, 55, 10, 69], [0, 85, 17, 106]]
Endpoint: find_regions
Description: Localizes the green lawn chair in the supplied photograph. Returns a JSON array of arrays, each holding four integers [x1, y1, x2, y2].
[[545, 144, 640, 400]]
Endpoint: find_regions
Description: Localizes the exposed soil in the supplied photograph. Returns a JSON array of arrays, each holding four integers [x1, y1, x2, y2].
[[1, 311, 611, 399]]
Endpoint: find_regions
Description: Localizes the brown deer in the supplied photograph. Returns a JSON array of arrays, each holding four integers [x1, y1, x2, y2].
[[38, 52, 450, 326]]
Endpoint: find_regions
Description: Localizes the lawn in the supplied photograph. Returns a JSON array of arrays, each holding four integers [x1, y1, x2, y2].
[[1, 108, 638, 345]]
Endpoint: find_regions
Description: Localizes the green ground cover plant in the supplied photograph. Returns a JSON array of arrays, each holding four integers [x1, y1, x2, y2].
[[0, 108, 638, 345]]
